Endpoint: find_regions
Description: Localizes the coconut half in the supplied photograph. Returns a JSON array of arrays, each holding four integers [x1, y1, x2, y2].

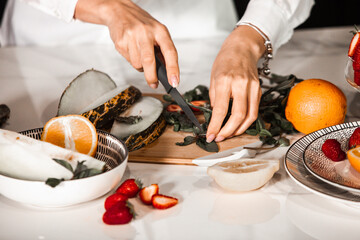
[[0, 129, 105, 181], [58, 69, 117, 116], [57, 69, 142, 130], [110, 96, 166, 151]]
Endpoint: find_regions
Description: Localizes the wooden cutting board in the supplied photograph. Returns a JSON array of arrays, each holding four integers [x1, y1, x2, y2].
[[128, 93, 266, 165]]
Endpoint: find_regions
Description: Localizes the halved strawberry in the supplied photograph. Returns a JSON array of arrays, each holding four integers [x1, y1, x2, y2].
[[139, 184, 159, 205], [189, 100, 209, 112], [349, 127, 360, 149], [166, 104, 182, 113], [348, 32, 360, 57], [151, 194, 178, 209]]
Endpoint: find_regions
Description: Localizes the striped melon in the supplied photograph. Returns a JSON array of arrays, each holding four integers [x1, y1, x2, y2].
[[57, 69, 166, 151], [110, 96, 166, 151]]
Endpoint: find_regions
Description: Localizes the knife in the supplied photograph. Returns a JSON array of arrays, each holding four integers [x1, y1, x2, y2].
[[155, 53, 202, 131]]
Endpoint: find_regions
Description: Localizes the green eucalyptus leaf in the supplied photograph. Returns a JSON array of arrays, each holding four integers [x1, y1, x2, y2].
[[278, 137, 290, 147], [269, 126, 281, 136], [246, 129, 258, 136], [52, 158, 73, 173], [196, 137, 219, 152], [173, 123, 180, 132], [204, 111, 212, 124], [45, 178, 64, 188], [162, 95, 174, 102], [281, 119, 294, 131], [176, 136, 196, 146], [73, 168, 103, 179], [259, 129, 272, 137]]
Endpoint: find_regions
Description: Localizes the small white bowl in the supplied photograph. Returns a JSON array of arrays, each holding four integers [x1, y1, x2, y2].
[[0, 128, 128, 208], [345, 58, 360, 92]]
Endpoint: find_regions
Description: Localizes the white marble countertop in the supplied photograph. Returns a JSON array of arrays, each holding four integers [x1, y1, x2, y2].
[[1, 26, 360, 240]]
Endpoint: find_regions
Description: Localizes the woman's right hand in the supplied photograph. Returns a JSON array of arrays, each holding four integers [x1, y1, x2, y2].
[[74, 0, 180, 89]]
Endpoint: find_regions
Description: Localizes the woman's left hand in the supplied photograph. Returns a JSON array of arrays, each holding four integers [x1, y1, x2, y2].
[[206, 25, 266, 143]]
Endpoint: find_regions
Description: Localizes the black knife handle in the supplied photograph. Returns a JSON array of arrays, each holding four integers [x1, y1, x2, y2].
[[155, 54, 173, 94]]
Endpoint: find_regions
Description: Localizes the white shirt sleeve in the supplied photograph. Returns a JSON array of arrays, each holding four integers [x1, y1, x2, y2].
[[237, 0, 314, 53], [20, 0, 78, 22]]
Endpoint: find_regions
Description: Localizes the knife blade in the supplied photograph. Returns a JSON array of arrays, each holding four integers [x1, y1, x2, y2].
[[155, 54, 202, 131]]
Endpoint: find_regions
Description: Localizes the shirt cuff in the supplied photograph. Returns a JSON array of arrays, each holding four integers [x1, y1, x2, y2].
[[237, 0, 313, 53], [23, 0, 79, 22]]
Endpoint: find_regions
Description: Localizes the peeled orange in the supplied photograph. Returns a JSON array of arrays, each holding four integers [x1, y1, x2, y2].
[[207, 158, 279, 192], [41, 115, 98, 156], [347, 147, 360, 173], [285, 79, 346, 134]]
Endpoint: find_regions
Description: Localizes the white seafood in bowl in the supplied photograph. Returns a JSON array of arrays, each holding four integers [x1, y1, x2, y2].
[[207, 158, 279, 192]]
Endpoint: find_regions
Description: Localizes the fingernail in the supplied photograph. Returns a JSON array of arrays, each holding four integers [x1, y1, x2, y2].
[[206, 134, 215, 143], [215, 135, 225, 142], [150, 83, 158, 89], [170, 75, 178, 88]]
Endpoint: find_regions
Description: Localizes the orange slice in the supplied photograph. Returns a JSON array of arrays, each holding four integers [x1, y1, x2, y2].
[[347, 147, 360, 173], [41, 115, 98, 156]]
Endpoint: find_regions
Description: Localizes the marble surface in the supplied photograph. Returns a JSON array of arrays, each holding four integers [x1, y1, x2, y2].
[[1, 26, 360, 240]]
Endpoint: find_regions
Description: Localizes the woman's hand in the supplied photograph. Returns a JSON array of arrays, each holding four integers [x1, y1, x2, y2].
[[74, 0, 179, 89], [206, 25, 266, 143]]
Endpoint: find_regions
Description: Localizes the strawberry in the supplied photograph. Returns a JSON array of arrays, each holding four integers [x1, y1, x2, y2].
[[349, 127, 360, 149], [151, 194, 178, 209], [189, 100, 209, 112], [348, 31, 360, 58], [321, 139, 346, 162], [166, 104, 182, 113], [104, 193, 128, 211], [352, 47, 360, 72], [139, 184, 159, 205], [102, 201, 135, 225], [116, 179, 143, 198]]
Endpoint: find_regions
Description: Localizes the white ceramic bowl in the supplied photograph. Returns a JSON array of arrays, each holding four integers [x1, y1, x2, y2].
[[0, 128, 128, 208], [345, 58, 360, 92]]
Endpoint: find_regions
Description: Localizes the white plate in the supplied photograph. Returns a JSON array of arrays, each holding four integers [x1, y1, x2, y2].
[[285, 121, 360, 204], [302, 124, 360, 193]]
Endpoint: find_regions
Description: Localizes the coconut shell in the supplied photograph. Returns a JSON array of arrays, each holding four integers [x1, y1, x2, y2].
[[124, 114, 167, 152], [81, 86, 141, 130], [57, 69, 117, 116]]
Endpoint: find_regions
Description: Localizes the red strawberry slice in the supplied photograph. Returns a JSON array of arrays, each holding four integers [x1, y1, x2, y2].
[[349, 127, 360, 149], [348, 32, 360, 57], [189, 100, 209, 112], [102, 201, 135, 225], [321, 139, 346, 162], [104, 193, 128, 211], [116, 179, 143, 198], [151, 194, 178, 209], [139, 184, 159, 205], [166, 104, 183, 113]]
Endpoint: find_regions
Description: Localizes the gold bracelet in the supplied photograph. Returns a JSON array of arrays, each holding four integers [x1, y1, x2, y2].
[[237, 22, 273, 76]]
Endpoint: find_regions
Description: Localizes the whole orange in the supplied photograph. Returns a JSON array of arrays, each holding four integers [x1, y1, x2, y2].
[[285, 79, 347, 134]]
